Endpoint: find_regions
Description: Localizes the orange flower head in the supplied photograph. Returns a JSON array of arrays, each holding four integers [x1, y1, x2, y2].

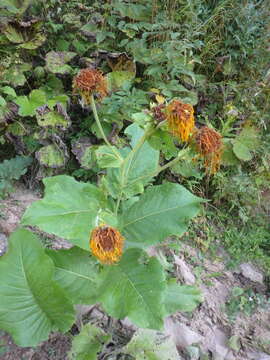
[[165, 100, 195, 142], [73, 68, 108, 104], [90, 225, 124, 264], [195, 126, 223, 174]]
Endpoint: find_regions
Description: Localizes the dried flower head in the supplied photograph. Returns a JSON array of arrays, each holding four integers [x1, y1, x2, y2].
[[165, 100, 195, 142], [152, 104, 166, 123], [195, 126, 223, 174], [73, 68, 107, 105], [90, 225, 124, 264]]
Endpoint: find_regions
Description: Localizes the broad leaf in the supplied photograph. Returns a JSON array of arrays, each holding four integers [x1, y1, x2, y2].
[[36, 144, 67, 168], [164, 279, 203, 314], [1, 86, 16, 98], [0, 229, 75, 347], [107, 70, 135, 91], [122, 182, 201, 247], [37, 110, 70, 129], [95, 145, 123, 168], [97, 248, 166, 330], [68, 323, 111, 360], [123, 328, 179, 360], [124, 123, 159, 185], [233, 140, 252, 161], [4, 21, 46, 49], [0, 156, 32, 180], [46, 51, 76, 74], [22, 175, 106, 250], [71, 138, 96, 170], [15, 89, 47, 117], [47, 246, 99, 304], [1, 63, 31, 87], [232, 126, 260, 162], [104, 124, 159, 198]]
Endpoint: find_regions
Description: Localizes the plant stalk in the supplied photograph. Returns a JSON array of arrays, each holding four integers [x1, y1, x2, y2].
[[90, 95, 123, 161]]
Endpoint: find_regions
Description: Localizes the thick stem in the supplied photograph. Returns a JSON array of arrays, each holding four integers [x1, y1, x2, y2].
[[90, 95, 123, 161]]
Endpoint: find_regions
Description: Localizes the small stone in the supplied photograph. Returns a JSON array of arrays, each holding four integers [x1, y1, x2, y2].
[[239, 263, 264, 284], [165, 318, 202, 349], [208, 327, 234, 360]]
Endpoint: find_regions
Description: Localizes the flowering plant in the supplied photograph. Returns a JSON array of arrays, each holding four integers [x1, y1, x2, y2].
[[0, 69, 205, 348]]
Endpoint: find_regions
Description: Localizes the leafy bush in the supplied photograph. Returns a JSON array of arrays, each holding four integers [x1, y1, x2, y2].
[[0, 155, 32, 197]]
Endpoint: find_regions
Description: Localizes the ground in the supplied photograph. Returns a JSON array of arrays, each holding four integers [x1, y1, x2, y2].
[[0, 184, 270, 360]]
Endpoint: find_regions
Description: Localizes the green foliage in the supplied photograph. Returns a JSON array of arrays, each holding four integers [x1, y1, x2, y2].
[[97, 248, 165, 329], [122, 183, 201, 247], [69, 323, 111, 360], [232, 126, 260, 162], [0, 155, 32, 196], [15, 89, 47, 117], [123, 328, 179, 360], [22, 175, 106, 250], [45, 51, 76, 74], [0, 0, 269, 354], [225, 287, 270, 321], [0, 229, 75, 347], [164, 279, 203, 314], [47, 247, 99, 305], [36, 144, 67, 168]]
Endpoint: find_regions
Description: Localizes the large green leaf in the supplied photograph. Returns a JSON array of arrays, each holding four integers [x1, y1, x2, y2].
[[68, 323, 111, 360], [47, 246, 99, 304], [97, 248, 166, 330], [232, 126, 260, 161], [104, 124, 159, 198], [122, 182, 202, 247], [15, 89, 47, 117], [123, 328, 179, 360], [0, 229, 75, 347], [124, 123, 159, 184], [22, 175, 106, 250], [164, 279, 203, 314]]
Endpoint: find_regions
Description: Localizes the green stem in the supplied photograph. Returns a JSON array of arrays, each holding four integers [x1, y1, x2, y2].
[[114, 125, 155, 216], [122, 124, 155, 178], [90, 95, 123, 161]]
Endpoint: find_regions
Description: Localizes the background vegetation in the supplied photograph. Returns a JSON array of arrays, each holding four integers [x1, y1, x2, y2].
[[0, 0, 269, 358]]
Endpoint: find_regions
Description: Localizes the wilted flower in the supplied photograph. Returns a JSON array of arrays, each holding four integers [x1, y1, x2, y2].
[[165, 100, 195, 142], [90, 225, 124, 264], [152, 103, 166, 123], [195, 126, 223, 174], [73, 68, 107, 105]]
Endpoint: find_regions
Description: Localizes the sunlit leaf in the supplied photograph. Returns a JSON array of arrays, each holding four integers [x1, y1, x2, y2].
[[46, 51, 76, 74], [123, 328, 179, 360], [68, 323, 111, 360], [122, 182, 202, 247], [0, 229, 75, 347], [97, 248, 165, 329], [95, 145, 123, 168], [22, 175, 107, 250], [164, 279, 203, 314], [36, 144, 67, 168], [47, 247, 99, 304], [15, 89, 47, 117]]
